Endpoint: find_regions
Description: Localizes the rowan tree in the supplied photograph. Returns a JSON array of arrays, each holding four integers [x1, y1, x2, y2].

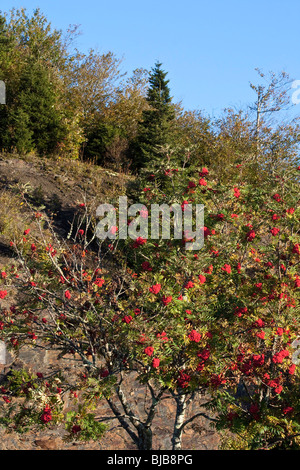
[[0, 149, 299, 450]]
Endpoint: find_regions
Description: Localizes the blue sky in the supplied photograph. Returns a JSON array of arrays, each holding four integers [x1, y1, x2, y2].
[[2, 0, 300, 119]]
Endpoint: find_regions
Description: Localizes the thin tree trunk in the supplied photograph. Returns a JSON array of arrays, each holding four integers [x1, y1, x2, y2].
[[171, 393, 187, 450]]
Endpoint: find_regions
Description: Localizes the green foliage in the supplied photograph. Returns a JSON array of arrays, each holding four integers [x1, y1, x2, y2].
[[0, 368, 65, 433], [2, 107, 34, 154], [65, 409, 108, 442], [4, 60, 66, 154], [130, 62, 177, 171], [0, 9, 74, 156], [83, 120, 125, 164]]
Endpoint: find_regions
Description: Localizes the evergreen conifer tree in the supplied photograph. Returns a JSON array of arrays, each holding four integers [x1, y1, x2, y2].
[[16, 60, 66, 154], [131, 62, 175, 170], [0, 9, 73, 156]]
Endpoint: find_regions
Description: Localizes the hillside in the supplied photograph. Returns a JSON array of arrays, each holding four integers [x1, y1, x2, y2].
[[0, 153, 220, 450]]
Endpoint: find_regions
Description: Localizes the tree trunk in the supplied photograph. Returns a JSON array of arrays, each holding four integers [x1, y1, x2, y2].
[[137, 425, 153, 450], [171, 394, 187, 450]]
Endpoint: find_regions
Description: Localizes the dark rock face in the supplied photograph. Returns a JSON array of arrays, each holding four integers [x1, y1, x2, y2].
[[0, 347, 220, 450]]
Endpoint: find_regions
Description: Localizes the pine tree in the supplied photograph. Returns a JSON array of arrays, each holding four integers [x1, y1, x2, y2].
[[131, 62, 175, 171], [0, 9, 74, 156], [16, 60, 66, 154]]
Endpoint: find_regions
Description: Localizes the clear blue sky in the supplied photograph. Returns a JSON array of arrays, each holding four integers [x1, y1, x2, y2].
[[2, 0, 300, 119]]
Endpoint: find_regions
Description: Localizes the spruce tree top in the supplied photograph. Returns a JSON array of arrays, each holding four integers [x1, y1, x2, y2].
[[146, 62, 173, 112]]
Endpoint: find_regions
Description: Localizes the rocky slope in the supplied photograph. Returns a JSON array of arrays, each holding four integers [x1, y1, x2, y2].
[[0, 154, 220, 451]]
